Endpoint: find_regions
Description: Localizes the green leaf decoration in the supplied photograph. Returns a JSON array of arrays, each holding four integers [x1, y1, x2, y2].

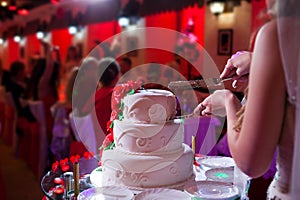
[[118, 113, 124, 120], [109, 121, 114, 128], [96, 167, 102, 172], [191, 197, 203, 200], [181, 118, 185, 124], [104, 142, 115, 151], [127, 89, 135, 95], [120, 101, 124, 108]]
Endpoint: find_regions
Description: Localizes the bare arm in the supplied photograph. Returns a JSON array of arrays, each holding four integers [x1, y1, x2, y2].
[[227, 20, 286, 178], [38, 42, 54, 99]]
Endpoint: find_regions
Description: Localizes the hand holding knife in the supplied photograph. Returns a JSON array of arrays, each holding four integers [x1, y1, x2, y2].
[[168, 77, 233, 90]]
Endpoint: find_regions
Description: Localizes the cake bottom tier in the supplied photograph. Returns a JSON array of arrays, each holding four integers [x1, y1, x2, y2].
[[101, 144, 194, 189]]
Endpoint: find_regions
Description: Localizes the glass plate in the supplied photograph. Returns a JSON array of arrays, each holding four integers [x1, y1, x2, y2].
[[205, 167, 234, 183], [196, 156, 235, 171], [77, 186, 134, 200], [184, 181, 240, 200], [135, 188, 190, 200]]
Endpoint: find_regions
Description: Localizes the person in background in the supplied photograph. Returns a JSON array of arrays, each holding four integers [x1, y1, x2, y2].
[[94, 57, 120, 135], [7, 61, 36, 158], [147, 62, 162, 84], [194, 0, 300, 199], [0, 59, 11, 90], [25, 42, 61, 143], [63, 45, 80, 77], [118, 57, 132, 75], [72, 56, 100, 117], [50, 67, 79, 161]]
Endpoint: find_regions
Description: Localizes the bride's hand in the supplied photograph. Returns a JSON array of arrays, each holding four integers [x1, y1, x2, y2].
[[221, 51, 251, 88], [194, 90, 232, 117]]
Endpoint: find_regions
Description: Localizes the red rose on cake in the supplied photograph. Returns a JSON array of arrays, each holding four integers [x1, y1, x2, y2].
[[99, 80, 143, 159]]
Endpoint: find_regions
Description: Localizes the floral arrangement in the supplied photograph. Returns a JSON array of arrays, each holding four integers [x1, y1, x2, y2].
[[51, 152, 94, 173], [42, 152, 94, 199], [99, 80, 143, 159]]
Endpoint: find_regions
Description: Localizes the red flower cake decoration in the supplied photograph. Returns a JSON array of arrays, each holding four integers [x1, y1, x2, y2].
[[99, 80, 143, 159]]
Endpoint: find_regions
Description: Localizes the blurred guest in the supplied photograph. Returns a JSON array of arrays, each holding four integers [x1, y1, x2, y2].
[[0, 58, 11, 90], [147, 62, 162, 83], [7, 61, 36, 158], [118, 57, 132, 75], [38, 42, 61, 143], [63, 45, 80, 81], [50, 67, 79, 161], [95, 57, 120, 135], [72, 57, 100, 116]]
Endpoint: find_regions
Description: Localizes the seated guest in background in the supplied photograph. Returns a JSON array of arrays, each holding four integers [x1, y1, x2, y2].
[[70, 57, 120, 152], [95, 57, 120, 135], [118, 56, 132, 75]]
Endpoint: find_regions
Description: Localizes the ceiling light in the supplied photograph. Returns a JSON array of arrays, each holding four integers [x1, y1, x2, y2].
[[1, 1, 8, 7], [36, 31, 45, 39], [118, 16, 130, 28], [68, 25, 77, 35], [208, 0, 225, 16], [14, 35, 21, 43]]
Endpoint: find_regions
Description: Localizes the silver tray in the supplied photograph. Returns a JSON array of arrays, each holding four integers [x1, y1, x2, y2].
[[205, 167, 234, 183], [184, 180, 240, 200]]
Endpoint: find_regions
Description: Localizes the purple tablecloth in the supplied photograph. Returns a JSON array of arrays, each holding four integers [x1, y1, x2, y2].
[[184, 116, 221, 155]]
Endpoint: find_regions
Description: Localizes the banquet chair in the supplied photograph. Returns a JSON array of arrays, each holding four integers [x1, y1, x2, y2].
[[28, 100, 48, 180], [69, 112, 98, 156], [3, 92, 17, 148]]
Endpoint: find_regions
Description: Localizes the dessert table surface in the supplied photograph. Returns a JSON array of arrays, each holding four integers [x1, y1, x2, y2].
[[41, 155, 250, 200]]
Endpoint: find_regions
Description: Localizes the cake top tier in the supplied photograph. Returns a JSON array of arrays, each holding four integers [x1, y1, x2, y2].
[[110, 81, 177, 123], [122, 89, 176, 123]]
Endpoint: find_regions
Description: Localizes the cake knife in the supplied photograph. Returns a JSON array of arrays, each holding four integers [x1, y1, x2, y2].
[[168, 77, 233, 90]]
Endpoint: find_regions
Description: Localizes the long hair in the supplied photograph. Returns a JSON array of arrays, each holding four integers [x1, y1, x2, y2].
[[233, 87, 248, 132]]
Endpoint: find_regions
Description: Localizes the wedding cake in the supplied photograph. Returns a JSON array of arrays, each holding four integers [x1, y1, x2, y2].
[[100, 81, 194, 189]]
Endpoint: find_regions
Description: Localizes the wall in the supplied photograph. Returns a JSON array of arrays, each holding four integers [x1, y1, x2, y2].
[[204, 1, 252, 76], [0, 1, 262, 81]]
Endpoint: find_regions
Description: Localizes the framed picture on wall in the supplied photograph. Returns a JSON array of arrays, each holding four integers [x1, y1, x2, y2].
[[217, 29, 233, 56]]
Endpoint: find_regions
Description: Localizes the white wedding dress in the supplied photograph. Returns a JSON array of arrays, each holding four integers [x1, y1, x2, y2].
[[275, 0, 300, 199], [267, 100, 294, 199]]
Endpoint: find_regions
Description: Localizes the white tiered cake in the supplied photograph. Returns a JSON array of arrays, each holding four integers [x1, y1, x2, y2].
[[100, 83, 194, 190]]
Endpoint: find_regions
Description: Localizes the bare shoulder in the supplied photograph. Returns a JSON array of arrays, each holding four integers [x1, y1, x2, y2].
[[255, 20, 278, 45]]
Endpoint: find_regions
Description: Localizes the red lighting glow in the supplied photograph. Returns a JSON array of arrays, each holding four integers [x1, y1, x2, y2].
[[8, 5, 17, 11], [54, 177, 64, 185], [54, 187, 64, 194], [18, 9, 29, 16], [51, 0, 60, 4]]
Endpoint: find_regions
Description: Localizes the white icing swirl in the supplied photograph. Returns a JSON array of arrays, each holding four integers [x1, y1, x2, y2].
[[148, 104, 167, 122]]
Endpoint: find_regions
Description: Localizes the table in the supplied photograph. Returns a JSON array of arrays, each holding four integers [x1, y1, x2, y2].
[[41, 157, 98, 200], [41, 155, 250, 199]]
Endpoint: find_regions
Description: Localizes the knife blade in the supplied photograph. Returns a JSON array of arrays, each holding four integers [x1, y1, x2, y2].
[[168, 77, 232, 90]]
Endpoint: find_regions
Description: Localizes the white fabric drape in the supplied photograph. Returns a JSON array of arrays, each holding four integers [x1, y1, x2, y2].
[[277, 1, 300, 199]]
